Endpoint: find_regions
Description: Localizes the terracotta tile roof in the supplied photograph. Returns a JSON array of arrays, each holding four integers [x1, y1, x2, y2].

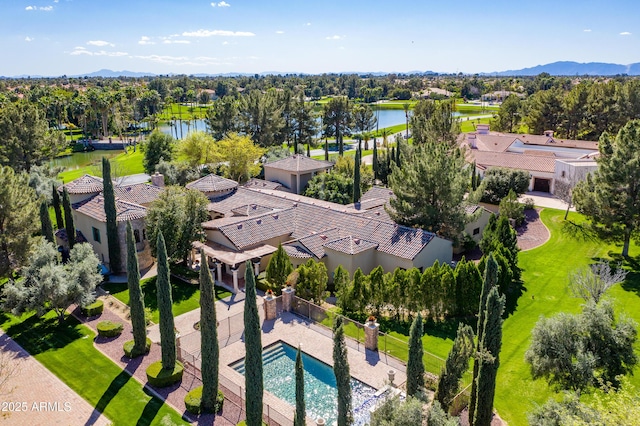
[[186, 174, 238, 193], [282, 244, 313, 259], [297, 228, 343, 259], [61, 174, 104, 194], [359, 205, 393, 222], [263, 155, 333, 173], [323, 236, 378, 255], [243, 178, 283, 191], [113, 183, 163, 205], [360, 186, 395, 203], [230, 204, 274, 217], [471, 151, 556, 173], [246, 188, 360, 213], [216, 209, 296, 250], [348, 198, 387, 211], [473, 134, 516, 152], [519, 134, 599, 150], [465, 132, 599, 153], [205, 187, 296, 218], [55, 228, 87, 243], [74, 195, 147, 222]]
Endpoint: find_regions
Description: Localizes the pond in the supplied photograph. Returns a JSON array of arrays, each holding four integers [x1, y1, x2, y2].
[[50, 150, 121, 170]]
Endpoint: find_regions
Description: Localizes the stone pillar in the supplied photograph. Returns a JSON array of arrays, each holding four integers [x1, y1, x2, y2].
[[231, 267, 239, 294], [253, 259, 260, 276], [264, 295, 277, 320], [364, 320, 379, 351], [282, 286, 294, 312], [216, 261, 222, 284]]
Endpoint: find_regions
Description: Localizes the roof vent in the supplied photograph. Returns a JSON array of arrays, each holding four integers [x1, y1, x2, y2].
[[293, 202, 298, 207], [320, 234, 327, 240], [354, 238, 361, 244], [237, 224, 243, 229], [126, 187, 132, 192], [272, 214, 278, 219], [256, 219, 262, 224]]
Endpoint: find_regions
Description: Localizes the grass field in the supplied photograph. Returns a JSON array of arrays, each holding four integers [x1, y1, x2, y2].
[[0, 311, 188, 425], [58, 150, 145, 182], [157, 103, 209, 121], [104, 274, 231, 323], [460, 117, 493, 133]]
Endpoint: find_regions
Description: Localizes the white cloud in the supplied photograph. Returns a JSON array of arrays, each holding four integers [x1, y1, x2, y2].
[[163, 39, 191, 44], [326, 35, 343, 40], [275, 30, 284, 34], [211, 1, 230, 6], [54, 0, 59, 2], [620, 31, 632, 36], [87, 40, 114, 47], [222, 41, 229, 45], [134, 54, 188, 64], [25, 36, 33, 42], [25, 6, 35, 10], [70, 47, 127, 57], [305, 22, 311, 26], [138, 36, 155, 45], [182, 29, 255, 37], [40, 6, 53, 11], [583, 29, 591, 32]]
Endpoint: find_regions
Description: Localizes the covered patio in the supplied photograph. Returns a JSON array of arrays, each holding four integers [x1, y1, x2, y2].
[[190, 241, 277, 293]]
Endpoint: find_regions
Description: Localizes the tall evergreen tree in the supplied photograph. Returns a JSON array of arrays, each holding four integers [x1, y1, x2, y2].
[[372, 140, 378, 181], [406, 312, 425, 396], [471, 161, 477, 190], [294, 346, 306, 426], [469, 254, 499, 426], [265, 244, 293, 289], [396, 137, 402, 168], [473, 287, 505, 426], [390, 147, 396, 166], [244, 259, 263, 426], [307, 143, 311, 157], [62, 187, 75, 249], [52, 183, 64, 230], [333, 316, 352, 426], [39, 201, 54, 244], [199, 251, 219, 412], [102, 157, 122, 272], [353, 148, 361, 203], [126, 222, 147, 357], [435, 324, 475, 411], [325, 138, 329, 161], [156, 231, 176, 370]]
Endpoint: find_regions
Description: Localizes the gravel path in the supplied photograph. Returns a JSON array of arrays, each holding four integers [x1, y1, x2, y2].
[[516, 209, 550, 251], [71, 298, 243, 425]]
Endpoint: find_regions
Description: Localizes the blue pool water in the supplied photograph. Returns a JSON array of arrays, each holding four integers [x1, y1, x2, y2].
[[231, 341, 380, 425]]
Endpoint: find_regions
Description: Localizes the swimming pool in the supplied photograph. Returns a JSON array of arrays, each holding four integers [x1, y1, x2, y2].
[[231, 341, 382, 425]]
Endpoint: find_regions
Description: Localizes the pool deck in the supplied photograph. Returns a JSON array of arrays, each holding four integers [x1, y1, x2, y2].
[[165, 295, 407, 425]]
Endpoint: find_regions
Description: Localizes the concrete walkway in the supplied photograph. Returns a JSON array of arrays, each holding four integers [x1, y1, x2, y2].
[[0, 331, 111, 426], [519, 191, 574, 211]]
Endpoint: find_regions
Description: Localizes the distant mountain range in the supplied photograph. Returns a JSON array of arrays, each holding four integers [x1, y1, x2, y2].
[[4, 62, 640, 78]]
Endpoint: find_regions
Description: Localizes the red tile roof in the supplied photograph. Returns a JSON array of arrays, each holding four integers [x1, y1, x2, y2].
[[263, 155, 333, 173], [74, 195, 147, 222], [283, 245, 313, 259], [243, 178, 283, 191], [186, 174, 238, 193], [323, 236, 378, 255], [113, 183, 163, 205], [471, 151, 556, 173], [61, 174, 104, 194]]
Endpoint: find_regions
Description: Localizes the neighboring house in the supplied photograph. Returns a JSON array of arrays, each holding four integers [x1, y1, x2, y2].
[[263, 155, 333, 194], [463, 205, 493, 244], [463, 126, 599, 194], [554, 157, 598, 190], [188, 179, 452, 292], [56, 174, 163, 271]]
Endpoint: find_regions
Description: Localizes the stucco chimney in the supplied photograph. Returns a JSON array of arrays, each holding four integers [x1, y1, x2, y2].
[[151, 172, 165, 187], [468, 133, 477, 149], [544, 130, 554, 138], [476, 124, 490, 135]]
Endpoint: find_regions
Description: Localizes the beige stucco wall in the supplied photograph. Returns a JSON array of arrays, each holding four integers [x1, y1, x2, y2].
[[528, 171, 555, 193], [411, 236, 453, 270], [465, 209, 492, 243], [73, 211, 109, 264], [68, 191, 100, 205], [264, 168, 295, 191], [375, 252, 414, 275]]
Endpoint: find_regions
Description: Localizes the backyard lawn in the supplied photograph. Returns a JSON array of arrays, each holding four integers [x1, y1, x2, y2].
[[58, 150, 145, 182], [0, 311, 188, 426], [104, 274, 231, 323]]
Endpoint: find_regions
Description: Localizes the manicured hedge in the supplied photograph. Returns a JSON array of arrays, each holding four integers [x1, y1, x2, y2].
[[81, 300, 104, 317], [184, 385, 224, 414], [123, 338, 152, 358], [146, 361, 184, 388], [96, 320, 123, 337]]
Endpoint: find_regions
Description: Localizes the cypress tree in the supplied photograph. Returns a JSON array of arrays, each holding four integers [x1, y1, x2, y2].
[[406, 312, 425, 397], [324, 139, 329, 161], [373, 140, 378, 181], [102, 157, 122, 273], [471, 161, 477, 190], [333, 316, 352, 426], [62, 187, 75, 249], [265, 244, 293, 289], [156, 231, 176, 370], [39, 201, 55, 244], [469, 254, 498, 426], [353, 148, 361, 203], [307, 143, 311, 157], [473, 287, 505, 426], [396, 137, 401, 167], [52, 184, 64, 230], [294, 346, 306, 426], [200, 250, 219, 412], [390, 146, 396, 166], [244, 259, 263, 426], [126, 221, 148, 357], [435, 324, 475, 411]]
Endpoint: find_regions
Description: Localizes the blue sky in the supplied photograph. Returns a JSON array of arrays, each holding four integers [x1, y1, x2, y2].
[[2, 0, 639, 76]]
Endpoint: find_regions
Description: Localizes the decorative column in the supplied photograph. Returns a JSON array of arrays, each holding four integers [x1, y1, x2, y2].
[[282, 286, 295, 312], [253, 258, 260, 276], [364, 318, 379, 351], [263, 292, 277, 320], [231, 266, 239, 294], [216, 261, 222, 284]]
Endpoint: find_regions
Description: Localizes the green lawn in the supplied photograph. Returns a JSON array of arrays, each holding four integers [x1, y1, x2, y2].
[[0, 311, 188, 426], [58, 150, 145, 182], [157, 103, 209, 121], [494, 209, 640, 425], [104, 274, 231, 323], [460, 117, 492, 133]]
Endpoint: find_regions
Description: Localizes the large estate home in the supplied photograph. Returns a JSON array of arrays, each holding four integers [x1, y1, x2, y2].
[[187, 174, 453, 292], [56, 174, 163, 271], [263, 154, 333, 194], [462, 125, 599, 193]]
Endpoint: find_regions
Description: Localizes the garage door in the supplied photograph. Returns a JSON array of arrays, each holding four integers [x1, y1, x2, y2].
[[533, 178, 550, 192]]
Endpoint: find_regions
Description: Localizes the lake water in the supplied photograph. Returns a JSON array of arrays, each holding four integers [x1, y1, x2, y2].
[[50, 150, 120, 170]]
